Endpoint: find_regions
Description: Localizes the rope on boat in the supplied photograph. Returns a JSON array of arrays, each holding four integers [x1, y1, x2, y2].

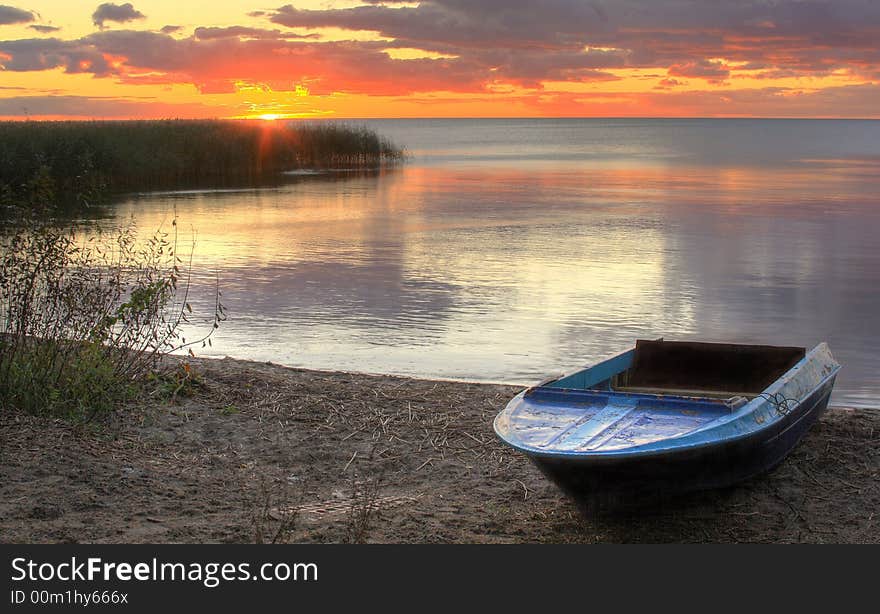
[[757, 392, 800, 416]]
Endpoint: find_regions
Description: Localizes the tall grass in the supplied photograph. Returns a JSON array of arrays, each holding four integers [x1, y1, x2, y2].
[[0, 120, 404, 206]]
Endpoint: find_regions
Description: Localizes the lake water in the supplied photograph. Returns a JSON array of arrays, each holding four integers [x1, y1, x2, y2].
[[109, 119, 880, 407]]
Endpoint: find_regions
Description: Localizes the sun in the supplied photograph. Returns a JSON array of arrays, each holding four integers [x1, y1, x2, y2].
[[256, 113, 282, 121]]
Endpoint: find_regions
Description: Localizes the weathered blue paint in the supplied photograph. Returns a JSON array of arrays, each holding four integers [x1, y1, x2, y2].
[[498, 387, 732, 455], [545, 349, 635, 390], [493, 342, 841, 505]]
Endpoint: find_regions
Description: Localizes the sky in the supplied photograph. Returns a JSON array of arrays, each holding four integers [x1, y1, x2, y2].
[[0, 1, 878, 119]]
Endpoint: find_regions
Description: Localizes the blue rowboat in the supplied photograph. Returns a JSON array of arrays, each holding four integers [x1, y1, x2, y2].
[[494, 340, 841, 509]]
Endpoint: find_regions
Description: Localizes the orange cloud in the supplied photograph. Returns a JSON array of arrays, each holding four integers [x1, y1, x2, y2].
[[0, 1, 879, 118]]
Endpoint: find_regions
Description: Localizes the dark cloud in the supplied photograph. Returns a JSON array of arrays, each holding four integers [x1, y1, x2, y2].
[[193, 26, 318, 41], [81, 30, 184, 70], [92, 3, 145, 29], [266, 1, 880, 79], [0, 94, 218, 118], [0, 4, 34, 25], [469, 47, 624, 88], [655, 78, 683, 89], [668, 59, 729, 83], [29, 24, 60, 33], [0, 37, 114, 74], [269, 1, 610, 49], [0, 0, 879, 116]]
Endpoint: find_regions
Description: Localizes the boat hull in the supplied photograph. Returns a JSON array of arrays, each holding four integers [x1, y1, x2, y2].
[[529, 376, 836, 509]]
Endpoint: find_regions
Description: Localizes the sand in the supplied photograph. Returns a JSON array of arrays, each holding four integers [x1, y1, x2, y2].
[[1, 356, 878, 543]]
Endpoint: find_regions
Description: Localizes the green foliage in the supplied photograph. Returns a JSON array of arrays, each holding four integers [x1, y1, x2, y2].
[[0, 215, 224, 420], [0, 120, 404, 207], [0, 338, 130, 420]]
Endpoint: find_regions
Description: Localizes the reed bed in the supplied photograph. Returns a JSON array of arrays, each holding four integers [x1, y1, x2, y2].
[[0, 119, 404, 206]]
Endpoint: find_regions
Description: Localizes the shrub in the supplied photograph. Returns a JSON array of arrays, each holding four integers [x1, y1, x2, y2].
[[0, 212, 224, 420]]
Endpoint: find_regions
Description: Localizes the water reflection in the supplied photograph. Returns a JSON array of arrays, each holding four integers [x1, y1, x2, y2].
[[102, 121, 880, 407]]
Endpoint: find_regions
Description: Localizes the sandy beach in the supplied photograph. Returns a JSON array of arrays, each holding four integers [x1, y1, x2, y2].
[[1, 356, 877, 544]]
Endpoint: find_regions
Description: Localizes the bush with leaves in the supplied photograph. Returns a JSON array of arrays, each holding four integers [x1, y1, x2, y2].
[[0, 211, 224, 420]]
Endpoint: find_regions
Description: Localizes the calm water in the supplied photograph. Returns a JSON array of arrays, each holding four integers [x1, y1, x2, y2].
[[109, 119, 880, 407]]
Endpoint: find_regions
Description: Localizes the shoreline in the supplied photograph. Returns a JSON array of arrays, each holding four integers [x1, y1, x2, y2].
[[1, 355, 878, 543], [185, 355, 876, 410]]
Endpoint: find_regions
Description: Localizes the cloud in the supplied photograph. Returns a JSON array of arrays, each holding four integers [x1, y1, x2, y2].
[[0, 37, 115, 74], [4, 2, 880, 90], [192, 26, 318, 41], [0, 31, 491, 96], [28, 24, 60, 33], [0, 4, 34, 25], [92, 3, 145, 29], [264, 1, 880, 80], [2, 1, 880, 117], [668, 59, 729, 83], [522, 83, 880, 118], [268, 1, 611, 51], [0, 94, 220, 119], [644, 83, 880, 118], [656, 78, 683, 89]]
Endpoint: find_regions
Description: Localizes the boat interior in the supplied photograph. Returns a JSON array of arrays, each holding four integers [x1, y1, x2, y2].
[[607, 340, 805, 401], [503, 341, 808, 453]]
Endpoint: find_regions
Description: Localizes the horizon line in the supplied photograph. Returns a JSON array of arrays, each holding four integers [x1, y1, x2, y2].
[[2, 115, 879, 123]]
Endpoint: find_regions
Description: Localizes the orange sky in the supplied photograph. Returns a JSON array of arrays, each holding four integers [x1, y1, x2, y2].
[[1, 1, 878, 119]]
